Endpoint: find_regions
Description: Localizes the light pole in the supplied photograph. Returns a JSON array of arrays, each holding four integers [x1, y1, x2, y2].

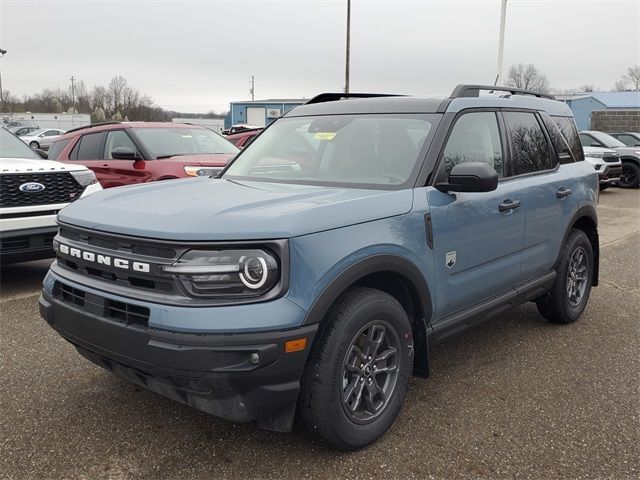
[[494, 0, 508, 86], [0, 48, 7, 106], [344, 0, 351, 93]]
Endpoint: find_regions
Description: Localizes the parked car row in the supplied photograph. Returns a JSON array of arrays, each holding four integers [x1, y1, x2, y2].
[[580, 130, 640, 189]]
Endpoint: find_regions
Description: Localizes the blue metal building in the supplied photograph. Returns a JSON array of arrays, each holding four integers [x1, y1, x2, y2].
[[225, 99, 306, 129], [557, 91, 640, 130]]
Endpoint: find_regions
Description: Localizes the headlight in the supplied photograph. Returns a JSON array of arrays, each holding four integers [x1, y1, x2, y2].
[[184, 166, 223, 177], [585, 152, 604, 159], [161, 249, 279, 298], [70, 169, 98, 186]]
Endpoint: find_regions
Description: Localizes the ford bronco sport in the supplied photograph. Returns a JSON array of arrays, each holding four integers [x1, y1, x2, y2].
[[40, 85, 599, 450]]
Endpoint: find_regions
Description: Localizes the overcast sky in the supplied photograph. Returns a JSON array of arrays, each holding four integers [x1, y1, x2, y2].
[[1, 0, 638, 113]]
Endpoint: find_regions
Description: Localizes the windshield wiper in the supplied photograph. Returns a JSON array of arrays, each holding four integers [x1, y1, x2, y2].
[[156, 153, 189, 159]]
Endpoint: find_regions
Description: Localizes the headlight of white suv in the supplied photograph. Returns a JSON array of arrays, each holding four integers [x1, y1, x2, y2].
[[70, 170, 98, 186]]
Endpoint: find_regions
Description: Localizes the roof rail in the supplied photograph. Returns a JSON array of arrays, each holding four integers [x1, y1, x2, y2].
[[305, 92, 403, 105], [450, 84, 555, 100], [64, 121, 121, 135]]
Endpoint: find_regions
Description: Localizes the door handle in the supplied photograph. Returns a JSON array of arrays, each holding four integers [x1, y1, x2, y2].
[[498, 199, 521, 212], [556, 188, 572, 198]]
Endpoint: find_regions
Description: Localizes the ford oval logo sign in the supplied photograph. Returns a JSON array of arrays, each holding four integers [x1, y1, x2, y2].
[[19, 182, 46, 193]]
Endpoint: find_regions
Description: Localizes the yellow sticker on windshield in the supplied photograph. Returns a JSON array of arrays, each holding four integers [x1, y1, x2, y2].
[[314, 132, 336, 141], [181, 134, 193, 138]]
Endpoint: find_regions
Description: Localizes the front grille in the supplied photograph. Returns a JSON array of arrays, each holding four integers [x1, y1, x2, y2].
[[603, 155, 620, 163], [0, 172, 84, 208], [0, 231, 56, 253], [54, 281, 150, 325]]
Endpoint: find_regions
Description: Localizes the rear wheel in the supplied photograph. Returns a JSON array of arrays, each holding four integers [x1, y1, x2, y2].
[[29, 141, 40, 149], [617, 161, 639, 188], [300, 287, 413, 450], [536, 229, 593, 324]]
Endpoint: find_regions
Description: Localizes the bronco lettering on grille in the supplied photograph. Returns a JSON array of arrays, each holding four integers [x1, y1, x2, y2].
[[58, 243, 151, 273]]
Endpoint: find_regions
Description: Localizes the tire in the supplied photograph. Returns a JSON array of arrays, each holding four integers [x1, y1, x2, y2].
[[599, 184, 609, 191], [536, 229, 593, 324], [29, 141, 40, 149], [617, 161, 639, 189], [299, 287, 414, 450]]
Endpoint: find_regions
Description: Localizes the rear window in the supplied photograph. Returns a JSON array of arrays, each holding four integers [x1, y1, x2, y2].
[[48, 139, 70, 160]]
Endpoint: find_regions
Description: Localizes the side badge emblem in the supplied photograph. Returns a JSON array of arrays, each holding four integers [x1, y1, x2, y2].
[[445, 251, 456, 269]]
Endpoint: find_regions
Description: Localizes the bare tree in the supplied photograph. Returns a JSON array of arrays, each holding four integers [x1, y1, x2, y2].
[[615, 65, 640, 91], [505, 63, 550, 93]]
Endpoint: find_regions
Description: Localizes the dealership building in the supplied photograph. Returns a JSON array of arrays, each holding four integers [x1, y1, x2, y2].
[[226, 99, 305, 129], [556, 91, 640, 130]]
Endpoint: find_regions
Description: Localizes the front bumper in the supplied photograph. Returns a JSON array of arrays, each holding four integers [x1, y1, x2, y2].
[[598, 165, 622, 184], [39, 288, 317, 430], [0, 226, 58, 264]]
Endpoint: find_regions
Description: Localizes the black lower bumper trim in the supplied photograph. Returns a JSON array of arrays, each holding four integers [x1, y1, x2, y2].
[[39, 291, 317, 429], [0, 226, 57, 264]]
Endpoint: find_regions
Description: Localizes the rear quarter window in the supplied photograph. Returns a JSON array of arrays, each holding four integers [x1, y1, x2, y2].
[[552, 116, 584, 162]]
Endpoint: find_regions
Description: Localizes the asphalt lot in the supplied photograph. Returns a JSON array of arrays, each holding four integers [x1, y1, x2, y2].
[[1, 188, 638, 479]]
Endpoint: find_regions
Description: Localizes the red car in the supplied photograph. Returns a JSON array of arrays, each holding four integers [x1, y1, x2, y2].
[[48, 122, 238, 188], [225, 128, 262, 148]]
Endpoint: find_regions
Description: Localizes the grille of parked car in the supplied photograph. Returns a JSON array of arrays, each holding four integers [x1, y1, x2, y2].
[[0, 172, 84, 208], [53, 281, 150, 325], [603, 154, 620, 163]]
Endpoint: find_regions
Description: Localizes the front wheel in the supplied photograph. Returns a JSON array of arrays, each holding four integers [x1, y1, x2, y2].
[[29, 141, 40, 149], [536, 229, 593, 324], [617, 161, 639, 188], [599, 183, 609, 191], [299, 287, 414, 450]]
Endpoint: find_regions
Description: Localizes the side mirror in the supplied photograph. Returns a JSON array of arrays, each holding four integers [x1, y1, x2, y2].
[[111, 147, 140, 160], [590, 142, 600, 147], [435, 162, 498, 193], [35, 149, 48, 159]]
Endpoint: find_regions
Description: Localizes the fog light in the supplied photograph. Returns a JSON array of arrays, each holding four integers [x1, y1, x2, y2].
[[249, 352, 260, 365]]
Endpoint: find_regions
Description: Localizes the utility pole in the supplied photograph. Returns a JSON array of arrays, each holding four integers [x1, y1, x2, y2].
[[250, 75, 255, 101], [70, 75, 76, 112], [344, 0, 351, 93], [495, 0, 508, 86], [0, 48, 7, 106]]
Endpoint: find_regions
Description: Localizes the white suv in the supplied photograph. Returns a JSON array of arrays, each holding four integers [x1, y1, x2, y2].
[[0, 128, 102, 264], [583, 146, 622, 190]]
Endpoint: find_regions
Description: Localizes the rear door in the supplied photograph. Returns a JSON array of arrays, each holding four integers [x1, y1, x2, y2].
[[503, 111, 579, 283], [67, 132, 109, 182], [428, 110, 525, 319]]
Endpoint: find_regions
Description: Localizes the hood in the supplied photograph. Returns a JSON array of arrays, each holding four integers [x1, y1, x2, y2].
[[0, 157, 88, 173], [583, 146, 617, 155], [58, 178, 413, 240], [613, 146, 640, 156]]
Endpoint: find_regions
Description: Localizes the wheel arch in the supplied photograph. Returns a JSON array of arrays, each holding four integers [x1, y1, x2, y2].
[[620, 155, 640, 165], [563, 205, 599, 286], [302, 254, 433, 377]]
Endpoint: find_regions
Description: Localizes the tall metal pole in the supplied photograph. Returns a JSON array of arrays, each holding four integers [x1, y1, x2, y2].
[[495, 0, 507, 86], [0, 49, 6, 106], [344, 0, 351, 93], [250, 75, 255, 101], [70, 75, 76, 112]]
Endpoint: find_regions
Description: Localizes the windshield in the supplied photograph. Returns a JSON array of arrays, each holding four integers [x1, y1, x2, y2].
[[0, 128, 40, 160], [223, 114, 438, 188], [132, 127, 239, 158], [589, 131, 626, 148]]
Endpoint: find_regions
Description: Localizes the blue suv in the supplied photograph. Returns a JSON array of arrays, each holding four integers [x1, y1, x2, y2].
[[39, 85, 599, 450]]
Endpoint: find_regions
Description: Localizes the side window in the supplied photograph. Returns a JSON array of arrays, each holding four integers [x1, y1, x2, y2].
[[504, 112, 553, 175], [47, 139, 70, 160], [553, 117, 584, 162], [440, 112, 503, 178], [71, 132, 105, 160], [104, 130, 137, 159], [542, 115, 574, 164]]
